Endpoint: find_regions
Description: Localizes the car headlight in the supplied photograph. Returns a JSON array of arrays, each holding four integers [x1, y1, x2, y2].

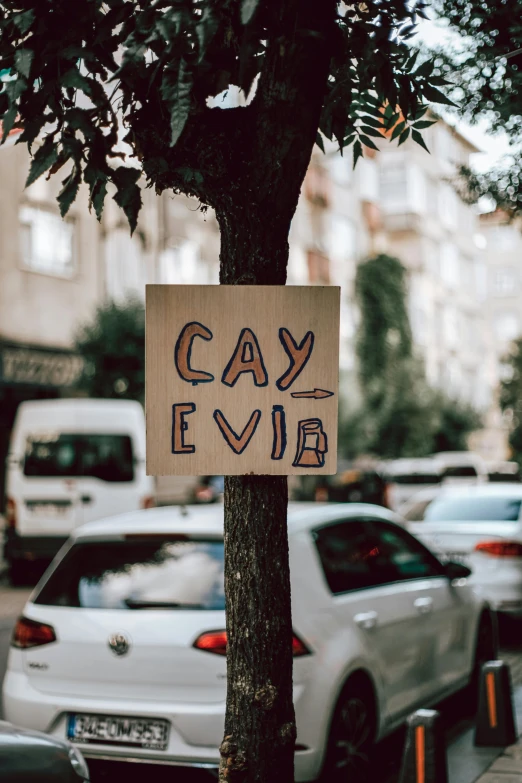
[[69, 746, 90, 780]]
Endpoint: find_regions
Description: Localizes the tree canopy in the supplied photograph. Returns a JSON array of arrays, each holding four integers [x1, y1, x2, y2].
[[0, 0, 448, 233], [430, 0, 522, 213]]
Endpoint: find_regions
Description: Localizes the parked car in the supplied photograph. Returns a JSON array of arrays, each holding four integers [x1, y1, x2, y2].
[[430, 451, 488, 486], [486, 461, 521, 483], [4, 399, 155, 585], [3, 503, 494, 782], [382, 458, 441, 510], [0, 719, 89, 781], [402, 483, 522, 618]]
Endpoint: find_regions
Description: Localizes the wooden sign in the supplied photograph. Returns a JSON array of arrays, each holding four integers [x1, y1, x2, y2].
[[146, 285, 339, 476]]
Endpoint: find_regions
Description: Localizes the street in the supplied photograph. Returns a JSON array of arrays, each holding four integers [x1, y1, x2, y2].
[[1, 576, 521, 783]]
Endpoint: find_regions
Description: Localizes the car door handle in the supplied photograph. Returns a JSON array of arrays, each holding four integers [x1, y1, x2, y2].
[[354, 611, 378, 630], [80, 495, 92, 504], [414, 597, 433, 614]]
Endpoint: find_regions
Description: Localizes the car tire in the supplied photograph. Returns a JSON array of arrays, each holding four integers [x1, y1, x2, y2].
[[320, 675, 376, 783], [464, 610, 498, 714]]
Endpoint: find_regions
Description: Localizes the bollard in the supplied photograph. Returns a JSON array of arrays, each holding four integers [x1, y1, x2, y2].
[[398, 709, 448, 783], [474, 660, 517, 747]]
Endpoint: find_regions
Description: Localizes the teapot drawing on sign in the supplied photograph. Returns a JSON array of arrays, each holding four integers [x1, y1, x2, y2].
[[293, 418, 328, 468]]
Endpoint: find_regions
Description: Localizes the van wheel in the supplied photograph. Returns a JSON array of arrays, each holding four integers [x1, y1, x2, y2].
[[8, 561, 28, 587], [321, 677, 376, 783]]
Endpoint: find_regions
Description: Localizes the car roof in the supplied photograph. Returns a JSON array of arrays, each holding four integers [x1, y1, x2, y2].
[[72, 502, 400, 541]]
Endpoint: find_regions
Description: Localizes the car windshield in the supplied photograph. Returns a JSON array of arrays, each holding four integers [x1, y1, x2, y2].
[[33, 537, 225, 610], [413, 496, 522, 522], [23, 433, 134, 483]]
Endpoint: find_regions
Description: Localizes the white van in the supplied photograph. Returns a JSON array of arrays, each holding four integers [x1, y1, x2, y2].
[[4, 399, 154, 584]]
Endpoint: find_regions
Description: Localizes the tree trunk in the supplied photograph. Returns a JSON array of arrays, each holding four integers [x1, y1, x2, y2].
[[217, 209, 295, 783]]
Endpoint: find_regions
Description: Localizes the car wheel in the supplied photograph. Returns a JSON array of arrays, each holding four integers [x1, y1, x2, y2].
[[321, 678, 376, 783]]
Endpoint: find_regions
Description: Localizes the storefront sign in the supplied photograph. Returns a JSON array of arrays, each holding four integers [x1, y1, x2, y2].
[[146, 285, 340, 476], [0, 344, 84, 388]]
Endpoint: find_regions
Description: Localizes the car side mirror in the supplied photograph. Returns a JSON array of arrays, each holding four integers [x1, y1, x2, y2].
[[445, 561, 472, 581]]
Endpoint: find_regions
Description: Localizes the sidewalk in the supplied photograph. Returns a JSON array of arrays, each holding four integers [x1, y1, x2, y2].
[[476, 740, 522, 782]]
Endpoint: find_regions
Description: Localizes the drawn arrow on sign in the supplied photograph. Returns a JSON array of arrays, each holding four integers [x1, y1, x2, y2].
[[290, 388, 334, 399]]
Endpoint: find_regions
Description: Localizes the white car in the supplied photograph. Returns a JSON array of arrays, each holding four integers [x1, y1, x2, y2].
[[3, 503, 494, 782], [403, 483, 522, 618]]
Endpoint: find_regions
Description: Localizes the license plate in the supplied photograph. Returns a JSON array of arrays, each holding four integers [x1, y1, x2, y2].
[[444, 552, 469, 565], [67, 714, 170, 750], [28, 503, 69, 517]]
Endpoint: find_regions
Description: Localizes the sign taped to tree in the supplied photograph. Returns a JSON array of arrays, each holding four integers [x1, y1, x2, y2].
[[146, 285, 339, 476]]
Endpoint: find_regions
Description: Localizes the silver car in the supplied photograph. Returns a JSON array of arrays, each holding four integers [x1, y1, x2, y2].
[[403, 483, 522, 617]]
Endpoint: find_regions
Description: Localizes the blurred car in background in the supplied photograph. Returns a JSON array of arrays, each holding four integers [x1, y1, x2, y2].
[[382, 458, 441, 511], [403, 484, 522, 618], [430, 451, 488, 486], [4, 399, 155, 585], [486, 461, 521, 483], [3, 503, 493, 782], [192, 476, 224, 504], [0, 720, 89, 781], [295, 460, 389, 507]]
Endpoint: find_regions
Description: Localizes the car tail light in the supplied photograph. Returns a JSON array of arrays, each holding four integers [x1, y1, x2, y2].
[[475, 541, 522, 558], [193, 631, 311, 657], [141, 496, 155, 510], [12, 617, 56, 649], [6, 497, 16, 529]]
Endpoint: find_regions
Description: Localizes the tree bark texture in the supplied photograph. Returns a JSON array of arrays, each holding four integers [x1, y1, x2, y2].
[[212, 1, 337, 779]]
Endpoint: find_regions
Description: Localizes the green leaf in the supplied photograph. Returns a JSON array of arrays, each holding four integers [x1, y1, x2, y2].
[[361, 114, 386, 130], [113, 166, 142, 234], [58, 165, 82, 217], [413, 119, 437, 130], [390, 120, 406, 142], [61, 69, 92, 95], [399, 127, 410, 145], [12, 10, 34, 34], [412, 129, 430, 153], [353, 140, 363, 168], [26, 138, 58, 187], [360, 125, 384, 138], [315, 132, 325, 153], [15, 50, 34, 80], [168, 60, 192, 147], [359, 134, 379, 151], [241, 0, 258, 25], [422, 84, 457, 107]]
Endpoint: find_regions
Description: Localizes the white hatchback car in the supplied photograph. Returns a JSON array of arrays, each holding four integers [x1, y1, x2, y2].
[[403, 483, 522, 619], [3, 503, 494, 782]]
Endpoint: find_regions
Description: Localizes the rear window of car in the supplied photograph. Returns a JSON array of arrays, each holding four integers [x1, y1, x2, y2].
[[442, 466, 477, 478], [417, 496, 522, 522], [388, 474, 440, 485], [23, 433, 134, 483], [33, 537, 225, 610]]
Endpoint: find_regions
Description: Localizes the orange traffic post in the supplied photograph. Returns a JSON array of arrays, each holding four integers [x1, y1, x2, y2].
[[399, 709, 448, 783], [474, 660, 517, 747]]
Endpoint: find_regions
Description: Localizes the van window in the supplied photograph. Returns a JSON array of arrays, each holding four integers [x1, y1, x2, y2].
[[442, 466, 477, 478], [34, 537, 225, 610], [388, 473, 440, 485], [23, 434, 134, 483]]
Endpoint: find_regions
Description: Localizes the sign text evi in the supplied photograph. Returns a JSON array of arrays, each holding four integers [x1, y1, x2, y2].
[[146, 285, 340, 476]]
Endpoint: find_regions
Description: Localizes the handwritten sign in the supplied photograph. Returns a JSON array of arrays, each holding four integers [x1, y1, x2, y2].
[[146, 285, 339, 476]]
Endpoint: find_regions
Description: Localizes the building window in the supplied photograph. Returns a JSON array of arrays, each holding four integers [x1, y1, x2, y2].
[[379, 163, 407, 208], [306, 250, 330, 284], [20, 205, 75, 278], [493, 266, 517, 296], [494, 312, 520, 343]]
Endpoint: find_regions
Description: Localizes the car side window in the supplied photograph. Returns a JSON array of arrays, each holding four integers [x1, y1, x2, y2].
[[371, 521, 443, 581], [313, 521, 396, 595]]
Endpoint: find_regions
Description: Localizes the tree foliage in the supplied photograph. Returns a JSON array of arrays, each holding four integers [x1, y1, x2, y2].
[[344, 253, 481, 459], [75, 298, 145, 402], [0, 0, 447, 232], [500, 338, 522, 467], [430, 0, 522, 214]]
